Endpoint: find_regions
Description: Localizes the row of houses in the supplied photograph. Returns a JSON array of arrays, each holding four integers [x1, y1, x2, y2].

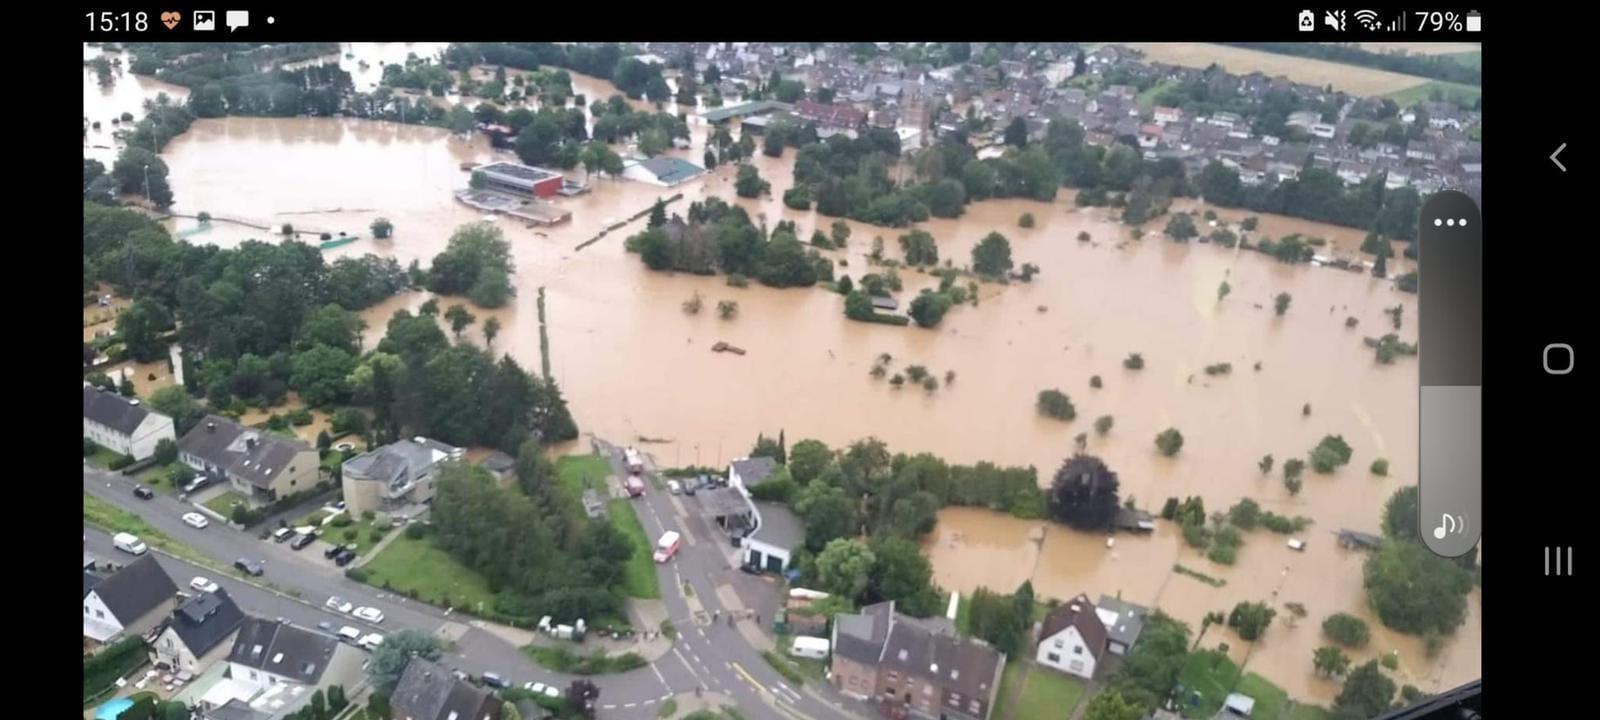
[[657, 41, 1480, 199], [85, 384, 504, 516], [84, 553, 510, 720]]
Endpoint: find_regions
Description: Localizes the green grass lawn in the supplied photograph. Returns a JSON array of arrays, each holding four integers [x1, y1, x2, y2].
[[133, 462, 187, 494], [1013, 665, 1087, 719], [203, 490, 251, 518], [1286, 702, 1333, 720], [1386, 80, 1481, 109], [989, 660, 1029, 720], [85, 442, 125, 469], [359, 532, 498, 612], [608, 499, 662, 599], [1176, 651, 1290, 720], [558, 454, 612, 497]]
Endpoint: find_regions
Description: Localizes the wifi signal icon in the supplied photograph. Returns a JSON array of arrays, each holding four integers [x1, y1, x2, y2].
[[1354, 9, 1382, 30]]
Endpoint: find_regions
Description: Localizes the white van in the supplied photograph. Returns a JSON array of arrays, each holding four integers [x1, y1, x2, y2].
[[789, 635, 830, 660], [653, 531, 682, 563], [112, 532, 148, 556]]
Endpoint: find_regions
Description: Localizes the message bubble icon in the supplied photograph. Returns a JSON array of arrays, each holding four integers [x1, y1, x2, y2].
[[225, 10, 250, 31]]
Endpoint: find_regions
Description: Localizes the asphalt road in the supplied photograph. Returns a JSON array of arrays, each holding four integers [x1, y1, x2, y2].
[[84, 457, 863, 720]]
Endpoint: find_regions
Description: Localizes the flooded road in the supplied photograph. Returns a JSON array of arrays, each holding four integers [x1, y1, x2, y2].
[[82, 43, 1472, 705]]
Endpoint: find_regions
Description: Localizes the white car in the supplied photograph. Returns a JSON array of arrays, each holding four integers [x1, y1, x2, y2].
[[358, 633, 385, 650], [325, 596, 354, 614], [352, 606, 385, 624], [189, 576, 220, 593], [182, 512, 210, 529], [523, 682, 560, 698], [338, 626, 362, 642], [667, 480, 682, 495]]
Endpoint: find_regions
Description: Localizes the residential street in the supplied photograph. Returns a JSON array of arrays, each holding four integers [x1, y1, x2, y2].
[[85, 455, 865, 720]]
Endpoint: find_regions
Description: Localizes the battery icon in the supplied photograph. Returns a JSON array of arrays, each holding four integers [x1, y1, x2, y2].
[[1466, 11, 1481, 32]]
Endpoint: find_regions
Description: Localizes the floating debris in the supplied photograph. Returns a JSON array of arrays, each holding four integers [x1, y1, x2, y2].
[[711, 342, 746, 355]]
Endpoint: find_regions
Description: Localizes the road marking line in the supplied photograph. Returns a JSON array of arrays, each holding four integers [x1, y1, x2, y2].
[[602, 705, 615, 710], [643, 699, 656, 705], [625, 703, 637, 708], [650, 661, 669, 689], [660, 694, 672, 701]]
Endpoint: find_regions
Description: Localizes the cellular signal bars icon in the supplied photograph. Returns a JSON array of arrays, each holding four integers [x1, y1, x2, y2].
[[1546, 546, 1573, 577]]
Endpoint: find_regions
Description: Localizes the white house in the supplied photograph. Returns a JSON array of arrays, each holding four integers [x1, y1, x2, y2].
[[1035, 594, 1109, 680], [84, 384, 176, 461], [84, 555, 179, 647], [223, 618, 364, 697], [745, 501, 804, 573], [151, 588, 246, 674]]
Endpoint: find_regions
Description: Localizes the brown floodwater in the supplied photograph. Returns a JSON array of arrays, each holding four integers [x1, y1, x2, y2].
[[82, 46, 190, 166], [926, 508, 1481, 704], [83, 48, 1473, 704]]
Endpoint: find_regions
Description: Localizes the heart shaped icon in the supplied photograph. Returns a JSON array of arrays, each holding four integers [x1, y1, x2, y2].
[[161, 11, 181, 29]]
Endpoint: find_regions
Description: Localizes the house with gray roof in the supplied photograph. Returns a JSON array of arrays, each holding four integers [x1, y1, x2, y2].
[[391, 658, 503, 720], [341, 436, 464, 517], [151, 588, 246, 674], [745, 501, 804, 573], [84, 384, 175, 461], [179, 416, 319, 507], [728, 456, 778, 490], [224, 618, 363, 697], [84, 554, 180, 646], [622, 156, 707, 187], [1095, 595, 1149, 657], [830, 600, 1005, 720]]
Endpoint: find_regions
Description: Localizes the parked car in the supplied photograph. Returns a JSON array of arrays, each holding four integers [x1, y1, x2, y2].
[[181, 475, 210, 494], [189, 576, 220, 593], [352, 606, 385, 624], [667, 480, 682, 495], [333, 548, 357, 566], [337, 626, 361, 643], [325, 596, 354, 614], [480, 672, 510, 689], [683, 479, 697, 496], [358, 633, 384, 651], [290, 532, 318, 551], [523, 682, 561, 698], [234, 558, 265, 577], [317, 621, 335, 633], [181, 512, 210, 529], [271, 528, 295, 543], [132, 485, 155, 500], [324, 543, 347, 559]]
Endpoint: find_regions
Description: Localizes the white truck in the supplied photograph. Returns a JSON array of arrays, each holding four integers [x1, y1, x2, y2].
[[789, 635, 831, 660], [112, 532, 148, 556], [624, 447, 645, 474]]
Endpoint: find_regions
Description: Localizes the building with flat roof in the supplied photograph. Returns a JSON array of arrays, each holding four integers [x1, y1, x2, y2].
[[474, 162, 564, 198]]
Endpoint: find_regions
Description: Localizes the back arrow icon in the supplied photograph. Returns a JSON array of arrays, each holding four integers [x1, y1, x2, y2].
[[1551, 143, 1567, 172]]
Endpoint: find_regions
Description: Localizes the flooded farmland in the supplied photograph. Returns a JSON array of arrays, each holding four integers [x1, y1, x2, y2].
[[83, 42, 1475, 706]]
